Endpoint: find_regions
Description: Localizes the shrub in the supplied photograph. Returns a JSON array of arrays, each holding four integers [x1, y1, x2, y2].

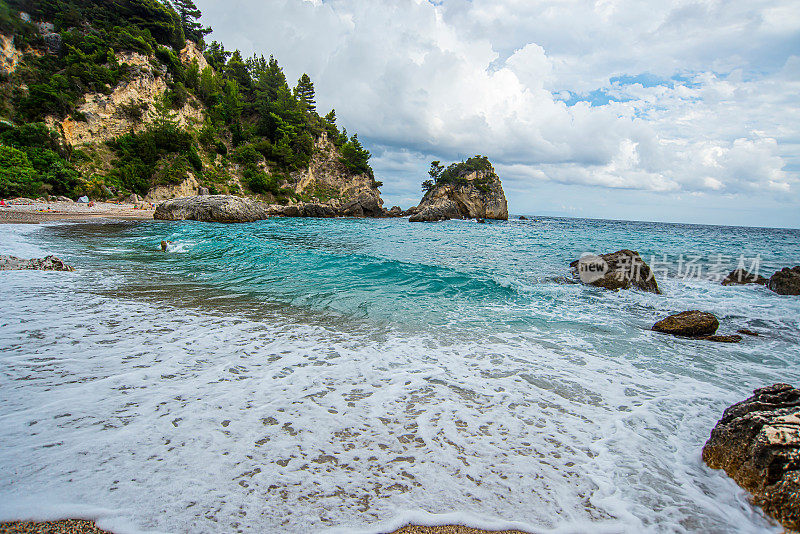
[[0, 144, 40, 197]]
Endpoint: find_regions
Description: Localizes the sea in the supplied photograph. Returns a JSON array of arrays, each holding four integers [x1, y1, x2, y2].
[[1, 216, 799, 534]]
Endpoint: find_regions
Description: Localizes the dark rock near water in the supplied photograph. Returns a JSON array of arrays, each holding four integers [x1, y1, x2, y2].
[[702, 383, 800, 531], [339, 192, 383, 217], [476, 218, 486, 224], [409, 199, 463, 222], [0, 255, 74, 271], [767, 266, 800, 296], [198, 187, 210, 196], [570, 249, 661, 294], [519, 215, 528, 220], [154, 195, 269, 223], [737, 329, 760, 337], [652, 310, 719, 337], [721, 268, 768, 286]]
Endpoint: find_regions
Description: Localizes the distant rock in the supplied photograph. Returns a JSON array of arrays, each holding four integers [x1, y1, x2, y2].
[[702, 383, 800, 531], [387, 206, 402, 217], [409, 156, 508, 222], [652, 310, 719, 337], [721, 268, 768, 286], [570, 249, 661, 294], [338, 192, 383, 217], [154, 195, 269, 223], [767, 266, 800, 295], [0, 255, 74, 271], [519, 215, 528, 220]]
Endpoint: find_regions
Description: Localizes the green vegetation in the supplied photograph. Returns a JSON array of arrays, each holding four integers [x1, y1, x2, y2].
[[422, 155, 495, 193], [0, 0, 374, 200]]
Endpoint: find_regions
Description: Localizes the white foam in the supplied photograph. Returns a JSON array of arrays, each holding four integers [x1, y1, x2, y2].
[[0, 266, 790, 533]]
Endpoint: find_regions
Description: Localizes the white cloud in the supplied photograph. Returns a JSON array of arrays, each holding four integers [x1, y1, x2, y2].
[[197, 0, 800, 225]]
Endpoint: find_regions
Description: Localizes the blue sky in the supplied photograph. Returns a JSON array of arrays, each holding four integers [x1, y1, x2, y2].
[[198, 0, 800, 228]]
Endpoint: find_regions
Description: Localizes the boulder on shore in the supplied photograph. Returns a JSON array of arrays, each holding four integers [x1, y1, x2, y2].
[[569, 249, 661, 294], [154, 195, 269, 223], [0, 255, 74, 271], [652, 310, 719, 337], [702, 383, 800, 531], [721, 268, 768, 286], [767, 266, 800, 295]]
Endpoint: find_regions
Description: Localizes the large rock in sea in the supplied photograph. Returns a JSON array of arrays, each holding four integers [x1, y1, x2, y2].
[[154, 195, 269, 223], [721, 268, 768, 286], [0, 255, 74, 271], [652, 310, 719, 337], [569, 249, 661, 294], [408, 158, 508, 222], [702, 384, 800, 531], [767, 266, 800, 295]]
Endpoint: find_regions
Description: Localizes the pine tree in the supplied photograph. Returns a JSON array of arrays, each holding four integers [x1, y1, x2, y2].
[[294, 74, 316, 114], [324, 109, 336, 124], [170, 0, 211, 45]]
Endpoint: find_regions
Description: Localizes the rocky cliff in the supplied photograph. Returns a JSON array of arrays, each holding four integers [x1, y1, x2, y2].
[[408, 158, 508, 222], [0, 5, 386, 213]]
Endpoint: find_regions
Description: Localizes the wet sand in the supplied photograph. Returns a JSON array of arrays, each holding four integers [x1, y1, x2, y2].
[[0, 201, 155, 224], [0, 520, 530, 534]]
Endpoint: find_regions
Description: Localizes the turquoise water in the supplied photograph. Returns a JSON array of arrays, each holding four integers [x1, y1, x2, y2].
[[1, 217, 799, 533]]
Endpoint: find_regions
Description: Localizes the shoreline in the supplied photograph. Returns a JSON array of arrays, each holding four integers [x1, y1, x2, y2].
[[0, 520, 531, 534], [0, 201, 155, 224]]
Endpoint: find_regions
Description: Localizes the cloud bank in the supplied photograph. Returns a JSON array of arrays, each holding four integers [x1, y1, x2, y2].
[[198, 0, 800, 226]]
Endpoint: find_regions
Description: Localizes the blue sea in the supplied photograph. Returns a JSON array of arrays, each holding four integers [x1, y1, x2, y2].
[[1, 216, 799, 533]]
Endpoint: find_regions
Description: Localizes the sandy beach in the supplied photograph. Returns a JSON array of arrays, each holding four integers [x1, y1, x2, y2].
[[0, 201, 155, 224], [0, 521, 529, 534]]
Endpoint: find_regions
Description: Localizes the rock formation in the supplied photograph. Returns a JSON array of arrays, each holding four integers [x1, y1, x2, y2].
[[702, 383, 800, 531], [721, 268, 768, 286], [408, 159, 508, 222], [652, 311, 719, 337], [0, 255, 74, 271], [569, 249, 661, 294], [767, 266, 800, 295], [154, 193, 390, 223], [154, 195, 269, 223]]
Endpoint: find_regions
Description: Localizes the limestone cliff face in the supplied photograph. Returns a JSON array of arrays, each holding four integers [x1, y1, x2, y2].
[[46, 47, 203, 147], [289, 132, 384, 216], [409, 170, 508, 222], [0, 34, 23, 75]]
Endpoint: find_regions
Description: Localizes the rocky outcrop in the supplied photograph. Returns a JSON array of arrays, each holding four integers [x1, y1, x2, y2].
[[570, 250, 661, 294], [154, 194, 390, 222], [0, 34, 23, 75], [653, 311, 719, 337], [409, 169, 508, 222], [290, 133, 384, 217], [702, 384, 800, 531], [721, 269, 768, 286], [144, 174, 201, 203], [154, 195, 269, 223], [47, 51, 203, 147], [767, 266, 800, 296], [0, 255, 74, 271]]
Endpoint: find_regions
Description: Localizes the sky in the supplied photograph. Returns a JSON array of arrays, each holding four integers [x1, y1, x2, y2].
[[196, 0, 800, 228]]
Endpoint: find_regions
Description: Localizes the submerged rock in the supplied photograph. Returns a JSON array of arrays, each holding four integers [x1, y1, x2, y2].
[[154, 195, 269, 223], [767, 266, 800, 296], [721, 268, 768, 286], [700, 334, 742, 343], [702, 383, 800, 531], [737, 329, 760, 337], [652, 310, 719, 337], [570, 249, 661, 294], [0, 255, 74, 271]]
